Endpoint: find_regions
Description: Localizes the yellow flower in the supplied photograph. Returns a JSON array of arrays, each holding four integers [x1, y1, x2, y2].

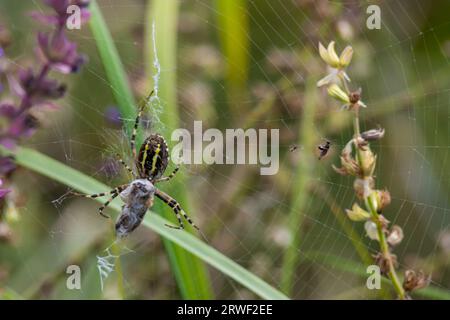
[[346, 203, 371, 221], [319, 41, 353, 68], [319, 42, 340, 68], [339, 45, 353, 67], [317, 42, 353, 87], [327, 84, 349, 103]]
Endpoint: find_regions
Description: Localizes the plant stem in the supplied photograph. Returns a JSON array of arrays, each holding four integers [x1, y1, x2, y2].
[[366, 194, 406, 299], [352, 110, 406, 300], [339, 73, 405, 299]]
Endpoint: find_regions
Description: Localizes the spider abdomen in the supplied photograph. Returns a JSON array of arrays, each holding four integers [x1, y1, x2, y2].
[[137, 134, 169, 181]]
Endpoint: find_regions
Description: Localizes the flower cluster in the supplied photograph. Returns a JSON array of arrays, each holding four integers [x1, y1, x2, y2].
[[0, 1, 90, 234], [317, 41, 429, 299], [0, 1, 89, 172]]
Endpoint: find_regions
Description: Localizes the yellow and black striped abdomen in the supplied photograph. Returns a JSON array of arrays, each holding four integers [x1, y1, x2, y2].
[[137, 134, 169, 181]]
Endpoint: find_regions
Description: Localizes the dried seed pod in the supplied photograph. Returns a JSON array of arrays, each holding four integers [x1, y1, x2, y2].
[[378, 214, 390, 230], [376, 189, 391, 213], [361, 127, 385, 142], [333, 140, 360, 176], [387, 225, 404, 246], [403, 270, 430, 292], [349, 88, 361, 104], [373, 252, 398, 276], [353, 177, 374, 200]]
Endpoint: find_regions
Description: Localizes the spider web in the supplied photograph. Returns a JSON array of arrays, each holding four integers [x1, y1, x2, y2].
[[2, 0, 450, 299]]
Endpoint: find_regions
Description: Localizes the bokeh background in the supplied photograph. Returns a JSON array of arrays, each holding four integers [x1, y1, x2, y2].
[[0, 0, 449, 299]]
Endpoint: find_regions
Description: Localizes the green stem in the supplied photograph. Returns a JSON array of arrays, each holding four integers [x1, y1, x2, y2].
[[366, 195, 406, 299], [352, 110, 406, 300]]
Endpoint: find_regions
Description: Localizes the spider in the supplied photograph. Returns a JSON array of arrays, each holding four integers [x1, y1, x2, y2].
[[72, 92, 198, 237]]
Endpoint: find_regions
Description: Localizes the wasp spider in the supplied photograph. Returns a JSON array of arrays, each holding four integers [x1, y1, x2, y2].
[[73, 92, 198, 237]]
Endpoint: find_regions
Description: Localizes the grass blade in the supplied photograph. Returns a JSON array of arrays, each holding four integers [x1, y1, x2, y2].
[[88, 0, 137, 137], [215, 0, 249, 115], [7, 146, 288, 300]]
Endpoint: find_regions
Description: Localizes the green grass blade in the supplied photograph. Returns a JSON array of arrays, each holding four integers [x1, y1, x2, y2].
[[88, 0, 137, 137], [215, 0, 249, 115], [7, 146, 288, 300], [145, 0, 213, 299]]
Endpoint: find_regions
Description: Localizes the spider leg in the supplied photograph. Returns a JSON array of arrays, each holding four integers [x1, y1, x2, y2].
[[155, 189, 199, 230], [98, 192, 120, 218], [114, 153, 136, 178], [130, 90, 154, 158], [70, 185, 127, 199], [155, 165, 179, 183]]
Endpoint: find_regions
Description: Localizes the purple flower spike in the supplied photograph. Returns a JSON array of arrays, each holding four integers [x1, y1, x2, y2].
[[32, 0, 91, 28], [0, 0, 89, 185], [7, 113, 39, 139], [9, 68, 66, 104], [45, 0, 71, 15], [37, 31, 87, 74]]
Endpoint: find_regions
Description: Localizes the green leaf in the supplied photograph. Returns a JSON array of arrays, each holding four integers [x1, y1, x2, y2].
[[8, 146, 288, 300], [88, 0, 137, 137]]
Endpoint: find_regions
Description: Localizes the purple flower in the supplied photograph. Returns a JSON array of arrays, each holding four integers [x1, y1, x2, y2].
[[9, 68, 66, 101], [36, 31, 86, 74], [0, 178, 11, 199], [31, 0, 91, 28], [7, 113, 39, 140]]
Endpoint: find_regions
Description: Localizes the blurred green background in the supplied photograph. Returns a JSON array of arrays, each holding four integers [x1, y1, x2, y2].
[[0, 0, 449, 299]]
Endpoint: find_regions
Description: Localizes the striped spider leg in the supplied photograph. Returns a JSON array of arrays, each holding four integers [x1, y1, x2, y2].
[[155, 165, 179, 183], [154, 188, 199, 230], [70, 184, 128, 218], [130, 90, 154, 159]]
